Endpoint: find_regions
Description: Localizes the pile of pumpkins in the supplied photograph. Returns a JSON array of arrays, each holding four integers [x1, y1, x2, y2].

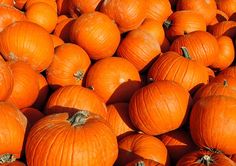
[[1, 0, 236, 165]]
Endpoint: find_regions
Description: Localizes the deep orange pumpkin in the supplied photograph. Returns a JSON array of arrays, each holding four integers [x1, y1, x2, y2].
[[129, 80, 191, 135], [209, 9, 229, 26], [216, 0, 236, 18], [85, 57, 141, 104], [190, 95, 236, 155], [231, 154, 236, 163], [26, 110, 118, 166], [208, 21, 236, 38], [71, 0, 101, 14], [21, 107, 44, 127], [70, 11, 120, 60], [25, 0, 57, 11], [100, 0, 147, 33], [219, 66, 236, 78], [210, 74, 236, 88], [46, 43, 91, 90], [0, 21, 54, 72], [44, 85, 107, 119], [50, 34, 64, 48], [117, 29, 161, 72]]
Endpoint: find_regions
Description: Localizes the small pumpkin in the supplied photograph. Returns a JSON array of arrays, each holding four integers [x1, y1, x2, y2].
[[208, 21, 236, 38]]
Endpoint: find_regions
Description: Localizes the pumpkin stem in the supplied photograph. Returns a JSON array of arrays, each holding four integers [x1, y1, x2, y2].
[[73, 70, 84, 81], [87, 86, 94, 90], [163, 20, 172, 29], [223, 79, 228, 87], [135, 161, 145, 166], [0, 154, 16, 164], [181, 47, 191, 59], [68, 110, 89, 126], [9, 52, 17, 61], [197, 155, 214, 166]]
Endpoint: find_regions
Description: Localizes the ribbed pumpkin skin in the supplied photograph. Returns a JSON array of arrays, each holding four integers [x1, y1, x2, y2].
[[46, 43, 91, 90], [176, 0, 217, 25], [70, 12, 120, 60], [0, 58, 13, 101], [146, 0, 172, 23], [170, 31, 218, 66], [100, 0, 147, 33], [117, 133, 168, 165], [85, 57, 141, 104], [129, 80, 190, 135], [117, 29, 161, 72], [106, 103, 135, 138], [0, 102, 27, 159], [190, 96, 236, 155], [0, 5, 26, 32], [160, 129, 197, 163], [25, 111, 118, 166], [164, 10, 206, 41], [0, 21, 54, 72], [44, 85, 107, 119], [71, 0, 101, 13], [208, 21, 236, 38], [7, 61, 39, 109], [126, 159, 164, 166], [216, 0, 236, 18], [177, 150, 235, 166], [147, 51, 210, 93]]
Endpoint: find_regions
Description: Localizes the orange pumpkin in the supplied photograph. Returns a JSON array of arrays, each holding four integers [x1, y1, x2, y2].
[[219, 66, 236, 78], [210, 74, 236, 88], [50, 34, 64, 48], [14, 0, 27, 9], [117, 29, 161, 71], [216, 0, 236, 18], [209, 9, 229, 26], [0, 21, 54, 72], [0, 0, 13, 6], [7, 61, 39, 109], [46, 43, 91, 90], [85, 57, 141, 104], [25, 0, 57, 11], [71, 0, 101, 14], [26, 110, 118, 166], [208, 21, 236, 38], [21, 107, 44, 127], [44, 85, 107, 118], [100, 0, 147, 33], [70, 12, 120, 60]]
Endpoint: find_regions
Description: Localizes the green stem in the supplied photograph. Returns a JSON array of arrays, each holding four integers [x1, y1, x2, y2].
[[181, 47, 191, 59], [0, 154, 16, 164], [163, 20, 172, 29], [135, 161, 145, 166], [68, 110, 89, 127], [73, 70, 84, 81], [197, 155, 214, 166]]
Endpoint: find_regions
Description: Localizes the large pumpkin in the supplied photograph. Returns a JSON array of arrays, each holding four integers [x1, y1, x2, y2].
[[26, 110, 118, 166], [85, 57, 141, 104], [0, 21, 54, 72], [190, 95, 236, 155], [44, 85, 107, 119], [129, 80, 191, 135], [70, 11, 120, 60]]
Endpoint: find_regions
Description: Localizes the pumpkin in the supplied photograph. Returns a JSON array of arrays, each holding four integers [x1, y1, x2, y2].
[[117, 133, 169, 165], [106, 103, 136, 139], [209, 10, 229, 26], [169, 31, 219, 66], [129, 80, 191, 135], [70, 11, 120, 60], [6, 61, 39, 109], [163, 10, 206, 41], [0, 0, 13, 5], [126, 159, 164, 166], [193, 80, 236, 102], [211, 36, 235, 70], [0, 58, 13, 101], [0, 102, 27, 159], [0, 21, 54, 72], [146, 0, 172, 23], [210, 74, 236, 87], [70, 0, 101, 14], [117, 29, 161, 72], [53, 18, 75, 43], [85, 57, 141, 104], [44, 85, 107, 118], [100, 0, 146, 33], [14, 0, 27, 9], [147, 49, 210, 93], [160, 129, 197, 163], [46, 43, 91, 90], [1, 160, 26, 166], [25, 0, 57, 11], [25, 2, 58, 33], [190, 95, 236, 155], [208, 21, 236, 38], [219, 66, 236, 78], [26, 110, 118, 166], [21, 107, 44, 127], [0, 5, 26, 32], [177, 150, 235, 166], [50, 34, 64, 48], [176, 0, 217, 25], [216, 0, 236, 18]]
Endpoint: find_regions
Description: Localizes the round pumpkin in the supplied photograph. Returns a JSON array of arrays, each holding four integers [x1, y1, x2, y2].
[[190, 95, 236, 155], [100, 0, 147, 33], [129, 80, 191, 135], [71, 0, 101, 14], [85, 57, 141, 104], [46, 43, 91, 90], [117, 133, 169, 165], [70, 11, 120, 60], [169, 31, 219, 66], [44, 85, 107, 118], [21, 107, 44, 127], [126, 159, 164, 166], [0, 21, 54, 72], [7, 61, 39, 109], [25, 0, 57, 11], [50, 34, 64, 48], [0, 102, 27, 159], [216, 0, 236, 18], [210, 74, 236, 88], [177, 150, 235, 166], [25, 110, 118, 166], [208, 21, 236, 38], [117, 29, 161, 72]]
